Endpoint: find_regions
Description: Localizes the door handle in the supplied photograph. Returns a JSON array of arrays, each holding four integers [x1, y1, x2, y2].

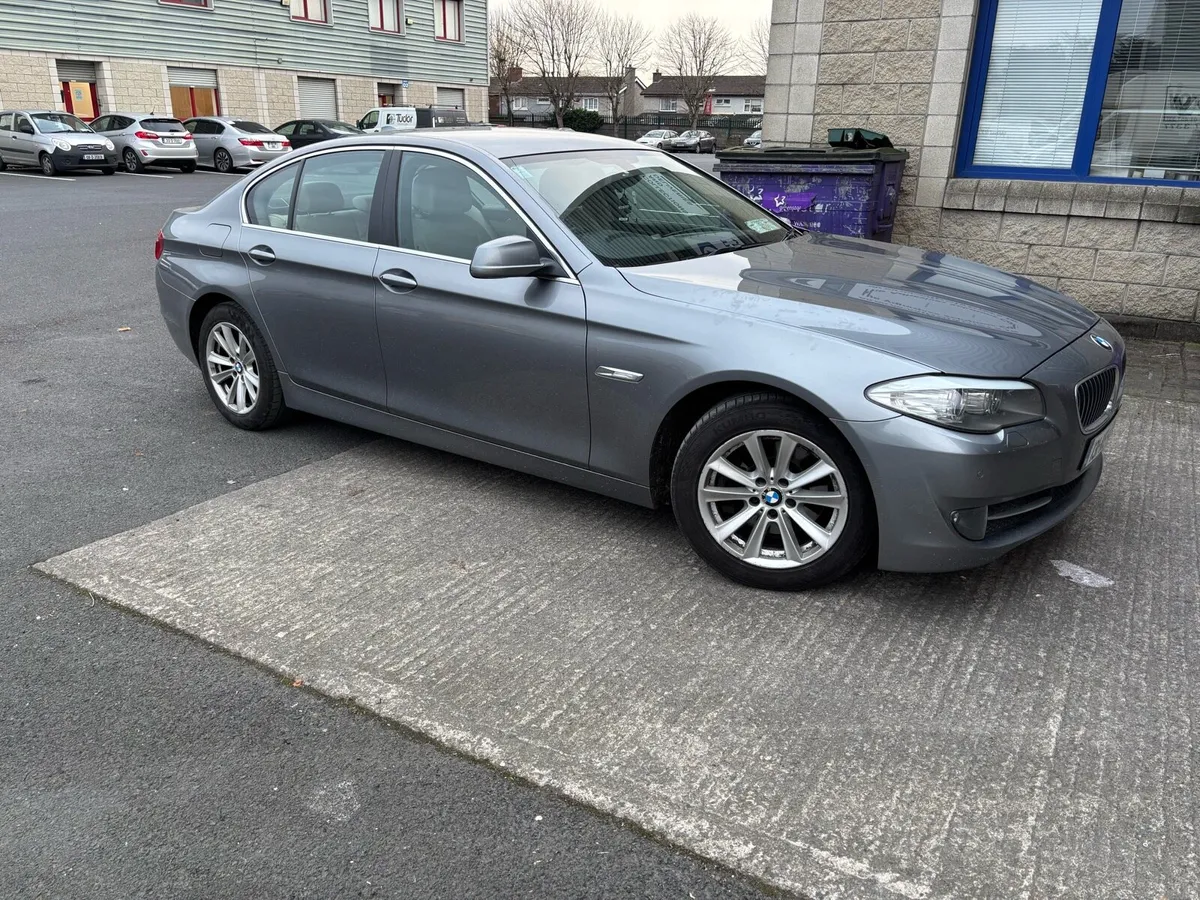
[[247, 245, 276, 264], [378, 270, 418, 292]]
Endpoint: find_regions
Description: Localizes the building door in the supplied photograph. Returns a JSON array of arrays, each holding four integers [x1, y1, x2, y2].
[[168, 67, 220, 119], [377, 82, 397, 107], [297, 77, 338, 118], [435, 87, 465, 109], [56, 60, 99, 120]]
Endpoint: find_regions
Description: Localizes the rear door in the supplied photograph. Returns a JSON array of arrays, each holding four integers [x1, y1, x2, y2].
[[0, 113, 15, 165], [186, 119, 214, 164], [238, 147, 390, 406], [10, 114, 36, 165], [372, 149, 590, 464]]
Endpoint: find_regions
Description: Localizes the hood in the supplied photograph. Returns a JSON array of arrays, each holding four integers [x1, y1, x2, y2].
[[620, 231, 1099, 376], [53, 132, 109, 146]]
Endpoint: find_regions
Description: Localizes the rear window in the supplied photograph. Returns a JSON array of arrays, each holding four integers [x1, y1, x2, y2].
[[142, 118, 186, 132], [232, 121, 274, 135]]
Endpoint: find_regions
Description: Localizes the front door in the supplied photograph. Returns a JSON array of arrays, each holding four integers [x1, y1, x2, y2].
[[239, 148, 390, 406], [374, 149, 590, 465]]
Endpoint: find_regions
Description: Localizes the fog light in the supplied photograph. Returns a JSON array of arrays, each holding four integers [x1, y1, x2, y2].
[[949, 507, 987, 541]]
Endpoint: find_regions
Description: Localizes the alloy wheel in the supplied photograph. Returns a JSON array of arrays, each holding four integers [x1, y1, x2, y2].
[[123, 148, 139, 172], [205, 322, 260, 414], [696, 429, 848, 569], [215, 150, 232, 173]]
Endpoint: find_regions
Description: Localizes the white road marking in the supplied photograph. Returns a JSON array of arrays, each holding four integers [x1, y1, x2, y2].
[[118, 171, 174, 179], [1050, 560, 1113, 587], [0, 171, 74, 182]]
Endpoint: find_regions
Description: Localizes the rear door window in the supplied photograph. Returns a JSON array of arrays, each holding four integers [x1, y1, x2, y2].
[[292, 149, 387, 242], [246, 164, 299, 229], [232, 121, 274, 135], [0, 113, 12, 131]]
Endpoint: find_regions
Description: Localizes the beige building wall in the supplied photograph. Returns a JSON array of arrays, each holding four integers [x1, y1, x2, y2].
[[262, 69, 297, 124], [217, 67, 259, 118], [766, 0, 1200, 326], [337, 75, 376, 123], [104, 61, 170, 113], [0, 50, 58, 108]]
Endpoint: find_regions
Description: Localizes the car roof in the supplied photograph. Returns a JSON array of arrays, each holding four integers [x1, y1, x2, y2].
[[322, 127, 641, 159], [108, 112, 181, 119]]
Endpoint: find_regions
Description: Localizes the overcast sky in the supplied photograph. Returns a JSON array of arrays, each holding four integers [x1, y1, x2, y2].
[[495, 0, 772, 75]]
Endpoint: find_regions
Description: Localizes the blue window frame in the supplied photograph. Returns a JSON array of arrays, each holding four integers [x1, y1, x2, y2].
[[957, 0, 1200, 187]]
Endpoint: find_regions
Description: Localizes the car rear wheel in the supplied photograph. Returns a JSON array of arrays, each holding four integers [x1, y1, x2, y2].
[[198, 303, 287, 430], [123, 148, 143, 173], [180, 161, 196, 174], [670, 393, 873, 590], [0, 154, 7, 171], [39, 153, 57, 177], [214, 149, 234, 173]]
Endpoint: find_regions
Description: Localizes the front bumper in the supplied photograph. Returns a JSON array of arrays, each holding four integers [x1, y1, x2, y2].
[[53, 149, 118, 170], [844, 318, 1125, 573]]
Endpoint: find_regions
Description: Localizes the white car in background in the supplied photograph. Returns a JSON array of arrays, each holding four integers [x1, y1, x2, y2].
[[636, 129, 678, 149], [357, 107, 417, 134]]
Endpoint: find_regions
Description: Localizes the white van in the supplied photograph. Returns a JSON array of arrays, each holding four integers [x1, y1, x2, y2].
[[357, 107, 417, 133]]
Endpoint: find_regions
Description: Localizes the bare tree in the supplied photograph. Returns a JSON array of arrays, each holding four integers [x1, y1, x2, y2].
[[742, 16, 771, 76], [490, 8, 526, 125], [510, 0, 596, 128], [593, 12, 653, 135], [659, 14, 739, 129]]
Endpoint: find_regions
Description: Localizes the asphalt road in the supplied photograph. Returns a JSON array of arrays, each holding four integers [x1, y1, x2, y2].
[[0, 167, 766, 899]]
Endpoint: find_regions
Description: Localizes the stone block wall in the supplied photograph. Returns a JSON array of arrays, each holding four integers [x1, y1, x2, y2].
[[766, 0, 1200, 324], [217, 67, 258, 118], [337, 76, 376, 122], [263, 70, 298, 124], [0, 51, 58, 108], [106, 61, 170, 114]]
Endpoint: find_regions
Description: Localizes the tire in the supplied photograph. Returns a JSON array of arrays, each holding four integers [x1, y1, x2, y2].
[[198, 302, 287, 430], [123, 148, 142, 173], [0, 154, 7, 171], [101, 166, 117, 176], [39, 153, 57, 177], [180, 161, 196, 174], [214, 149, 234, 173], [670, 393, 873, 591]]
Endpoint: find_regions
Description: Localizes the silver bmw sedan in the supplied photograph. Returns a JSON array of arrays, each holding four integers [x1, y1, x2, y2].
[[155, 130, 1124, 591]]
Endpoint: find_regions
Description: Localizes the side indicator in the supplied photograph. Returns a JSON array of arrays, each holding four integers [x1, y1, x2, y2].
[[595, 366, 644, 383]]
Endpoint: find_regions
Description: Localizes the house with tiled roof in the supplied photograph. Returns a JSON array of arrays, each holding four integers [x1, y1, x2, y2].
[[489, 69, 647, 119], [640, 73, 766, 116]]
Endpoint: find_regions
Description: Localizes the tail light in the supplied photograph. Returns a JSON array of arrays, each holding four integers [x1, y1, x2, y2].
[[182, 132, 193, 140], [135, 130, 160, 140], [154, 230, 164, 260], [239, 138, 263, 147], [280, 139, 291, 148]]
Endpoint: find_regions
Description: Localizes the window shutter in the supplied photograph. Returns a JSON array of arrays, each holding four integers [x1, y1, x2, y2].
[[972, 0, 1103, 169]]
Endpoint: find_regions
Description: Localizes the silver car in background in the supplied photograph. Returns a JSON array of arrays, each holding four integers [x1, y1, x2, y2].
[[90, 113, 198, 173], [636, 129, 678, 149], [183, 116, 290, 173], [0, 109, 118, 175], [155, 131, 1124, 591]]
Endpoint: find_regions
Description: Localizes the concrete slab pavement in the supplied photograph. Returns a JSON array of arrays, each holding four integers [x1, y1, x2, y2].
[[38, 394, 1200, 899]]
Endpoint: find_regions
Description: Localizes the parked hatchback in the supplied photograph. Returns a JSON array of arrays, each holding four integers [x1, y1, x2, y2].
[[155, 131, 1126, 591], [275, 119, 363, 149], [743, 130, 763, 148], [91, 113, 198, 173], [0, 110, 118, 175], [183, 116, 290, 173], [636, 129, 677, 149]]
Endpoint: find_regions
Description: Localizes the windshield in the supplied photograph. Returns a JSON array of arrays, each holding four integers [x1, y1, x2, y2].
[[508, 149, 791, 267], [142, 118, 186, 132], [232, 120, 274, 134], [32, 113, 92, 134]]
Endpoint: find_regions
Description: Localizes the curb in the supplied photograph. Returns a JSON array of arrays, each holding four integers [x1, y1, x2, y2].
[[1107, 315, 1200, 344]]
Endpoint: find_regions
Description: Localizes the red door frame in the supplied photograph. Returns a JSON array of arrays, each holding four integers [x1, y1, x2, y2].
[[61, 81, 100, 121]]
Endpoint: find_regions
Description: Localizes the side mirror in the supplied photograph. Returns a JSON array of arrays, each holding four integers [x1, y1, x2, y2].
[[18, 122, 34, 135], [470, 236, 550, 279]]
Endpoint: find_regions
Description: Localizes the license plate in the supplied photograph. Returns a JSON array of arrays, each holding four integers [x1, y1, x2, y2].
[[83, 153, 104, 160], [1081, 421, 1113, 470], [162, 137, 182, 145], [266, 143, 281, 150]]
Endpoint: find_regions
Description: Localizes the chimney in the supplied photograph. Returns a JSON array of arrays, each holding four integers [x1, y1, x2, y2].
[[508, 66, 522, 82], [652, 70, 661, 82]]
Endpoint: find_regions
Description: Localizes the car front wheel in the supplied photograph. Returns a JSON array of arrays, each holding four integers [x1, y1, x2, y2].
[[214, 149, 234, 173], [671, 393, 872, 590], [198, 303, 287, 430], [39, 153, 57, 176], [123, 148, 142, 173]]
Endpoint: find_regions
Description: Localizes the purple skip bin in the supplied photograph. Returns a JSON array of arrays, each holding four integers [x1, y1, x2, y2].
[[714, 146, 909, 242]]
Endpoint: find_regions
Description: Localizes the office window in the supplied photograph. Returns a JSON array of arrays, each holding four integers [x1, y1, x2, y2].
[[291, 0, 329, 24], [659, 98, 677, 112], [370, 0, 402, 32], [960, 0, 1200, 184], [743, 98, 763, 113], [435, 0, 462, 41], [583, 97, 599, 111]]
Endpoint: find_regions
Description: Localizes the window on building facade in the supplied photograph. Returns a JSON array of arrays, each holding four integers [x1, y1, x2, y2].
[[291, 0, 329, 23], [583, 97, 599, 111], [370, 0, 402, 32], [961, 0, 1200, 184], [435, 0, 462, 40], [512, 97, 528, 110], [714, 98, 731, 108], [160, 0, 213, 8], [743, 98, 763, 113], [660, 98, 677, 112]]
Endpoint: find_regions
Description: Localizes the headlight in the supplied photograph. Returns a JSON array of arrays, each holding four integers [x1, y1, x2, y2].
[[866, 375, 1044, 433], [103, 139, 114, 151], [53, 138, 72, 152]]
